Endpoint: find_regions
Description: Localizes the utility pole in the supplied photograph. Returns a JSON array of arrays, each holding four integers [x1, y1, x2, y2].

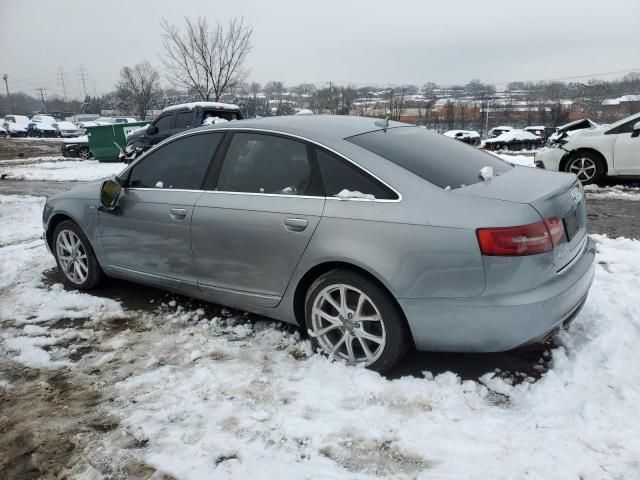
[[2, 74, 11, 114], [36, 88, 48, 113], [58, 68, 68, 103], [78, 64, 88, 98]]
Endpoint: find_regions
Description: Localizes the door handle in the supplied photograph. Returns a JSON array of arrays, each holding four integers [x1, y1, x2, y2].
[[284, 217, 308, 232], [169, 208, 187, 220]]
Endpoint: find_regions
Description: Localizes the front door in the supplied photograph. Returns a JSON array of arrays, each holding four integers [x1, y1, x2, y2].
[[98, 131, 224, 287], [613, 118, 640, 174], [191, 132, 325, 307]]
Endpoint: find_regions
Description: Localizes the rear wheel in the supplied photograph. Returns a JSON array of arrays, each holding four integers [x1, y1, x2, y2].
[[565, 151, 605, 185], [304, 269, 410, 373], [53, 220, 103, 290]]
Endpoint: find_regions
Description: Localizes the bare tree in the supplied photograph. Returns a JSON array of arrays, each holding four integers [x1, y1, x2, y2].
[[116, 61, 160, 119], [161, 16, 252, 101]]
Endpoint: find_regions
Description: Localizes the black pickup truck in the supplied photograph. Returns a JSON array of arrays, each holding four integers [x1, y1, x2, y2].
[[120, 102, 243, 162]]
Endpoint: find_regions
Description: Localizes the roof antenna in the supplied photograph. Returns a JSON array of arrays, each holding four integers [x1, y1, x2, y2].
[[375, 116, 389, 132]]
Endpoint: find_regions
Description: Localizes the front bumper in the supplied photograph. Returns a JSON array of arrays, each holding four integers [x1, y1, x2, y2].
[[399, 237, 596, 352], [535, 147, 566, 172]]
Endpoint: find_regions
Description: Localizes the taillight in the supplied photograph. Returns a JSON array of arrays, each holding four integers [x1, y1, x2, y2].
[[476, 217, 564, 256]]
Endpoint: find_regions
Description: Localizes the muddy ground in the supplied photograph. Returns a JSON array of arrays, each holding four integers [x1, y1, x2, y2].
[[0, 138, 63, 161]]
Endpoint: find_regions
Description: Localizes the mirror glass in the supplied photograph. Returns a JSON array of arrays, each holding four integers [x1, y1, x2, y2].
[[100, 179, 122, 209]]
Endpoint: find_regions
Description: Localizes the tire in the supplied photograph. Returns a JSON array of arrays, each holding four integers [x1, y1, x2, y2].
[[78, 146, 91, 160], [564, 151, 605, 185], [52, 220, 103, 290], [304, 269, 411, 373]]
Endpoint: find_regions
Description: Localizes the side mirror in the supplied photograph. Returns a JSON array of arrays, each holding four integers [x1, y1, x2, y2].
[[633, 121, 640, 131], [100, 179, 122, 211], [146, 124, 158, 135]]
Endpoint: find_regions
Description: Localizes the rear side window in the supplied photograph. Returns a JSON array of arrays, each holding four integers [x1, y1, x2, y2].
[[175, 111, 193, 129], [347, 127, 512, 189], [316, 148, 397, 200], [154, 114, 173, 132], [128, 132, 222, 189], [217, 133, 314, 195]]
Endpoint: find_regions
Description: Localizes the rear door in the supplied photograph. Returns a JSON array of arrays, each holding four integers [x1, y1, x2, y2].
[[191, 131, 325, 307], [98, 132, 223, 287]]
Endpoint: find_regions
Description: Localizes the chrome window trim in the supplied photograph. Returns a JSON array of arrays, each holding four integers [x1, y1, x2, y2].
[[124, 126, 403, 203]]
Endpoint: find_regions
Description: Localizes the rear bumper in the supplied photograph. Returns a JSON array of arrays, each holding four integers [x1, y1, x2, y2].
[[399, 237, 596, 352]]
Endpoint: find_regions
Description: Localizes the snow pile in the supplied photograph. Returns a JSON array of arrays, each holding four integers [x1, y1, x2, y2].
[[486, 129, 540, 143], [443, 130, 480, 139], [335, 189, 376, 200], [478, 166, 494, 180], [63, 135, 88, 143], [0, 195, 126, 368], [1, 160, 126, 181], [295, 109, 314, 115], [202, 116, 229, 126], [584, 184, 640, 201], [0, 195, 46, 246]]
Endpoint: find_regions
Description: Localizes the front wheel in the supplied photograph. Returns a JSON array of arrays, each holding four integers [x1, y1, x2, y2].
[[304, 269, 410, 373], [565, 152, 605, 185], [53, 220, 103, 289], [78, 146, 91, 160]]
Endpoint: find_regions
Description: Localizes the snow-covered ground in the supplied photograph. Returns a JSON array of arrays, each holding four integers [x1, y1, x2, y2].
[[584, 184, 640, 201], [492, 152, 536, 167], [0, 159, 126, 181], [1, 193, 640, 479]]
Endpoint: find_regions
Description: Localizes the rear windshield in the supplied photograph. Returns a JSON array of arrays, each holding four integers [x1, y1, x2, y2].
[[347, 127, 512, 189]]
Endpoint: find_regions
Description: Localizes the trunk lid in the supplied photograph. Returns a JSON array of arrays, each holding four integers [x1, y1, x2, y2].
[[457, 166, 588, 271]]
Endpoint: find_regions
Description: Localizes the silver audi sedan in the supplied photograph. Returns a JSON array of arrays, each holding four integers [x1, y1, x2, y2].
[[43, 116, 595, 373]]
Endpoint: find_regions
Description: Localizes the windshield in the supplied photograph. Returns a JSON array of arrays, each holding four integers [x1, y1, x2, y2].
[[347, 126, 512, 189]]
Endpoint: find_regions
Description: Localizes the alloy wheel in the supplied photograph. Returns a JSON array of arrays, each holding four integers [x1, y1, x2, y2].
[[568, 157, 597, 183], [56, 230, 89, 284], [309, 283, 386, 366], [79, 148, 91, 160]]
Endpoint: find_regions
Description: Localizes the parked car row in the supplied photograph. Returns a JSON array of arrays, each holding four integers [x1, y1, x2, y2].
[[1, 114, 141, 139]]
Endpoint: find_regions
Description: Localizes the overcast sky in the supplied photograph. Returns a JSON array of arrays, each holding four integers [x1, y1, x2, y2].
[[1, 0, 639, 99]]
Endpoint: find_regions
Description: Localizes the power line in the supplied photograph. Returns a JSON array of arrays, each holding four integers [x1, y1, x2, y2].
[[58, 68, 68, 102], [78, 64, 88, 98], [36, 88, 48, 113]]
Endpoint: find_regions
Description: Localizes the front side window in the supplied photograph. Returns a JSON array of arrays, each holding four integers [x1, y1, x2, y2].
[[612, 117, 640, 135], [217, 133, 312, 195], [154, 114, 173, 132], [347, 127, 512, 189], [316, 148, 397, 200], [175, 111, 193, 129], [128, 133, 222, 190]]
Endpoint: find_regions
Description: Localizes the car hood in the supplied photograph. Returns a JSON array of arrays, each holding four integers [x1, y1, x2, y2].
[[126, 127, 147, 142]]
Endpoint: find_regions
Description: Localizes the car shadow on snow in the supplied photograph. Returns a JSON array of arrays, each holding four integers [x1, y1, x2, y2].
[[43, 268, 555, 384]]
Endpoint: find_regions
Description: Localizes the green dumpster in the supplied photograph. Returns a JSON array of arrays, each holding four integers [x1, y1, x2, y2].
[[85, 122, 148, 162]]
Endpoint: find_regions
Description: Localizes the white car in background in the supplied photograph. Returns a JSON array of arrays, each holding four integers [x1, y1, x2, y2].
[[28, 114, 58, 137], [488, 125, 513, 138], [2, 115, 30, 136], [53, 120, 82, 137], [536, 112, 640, 184]]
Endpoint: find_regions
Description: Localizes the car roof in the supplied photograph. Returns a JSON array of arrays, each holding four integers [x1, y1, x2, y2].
[[162, 101, 241, 113], [193, 115, 408, 144]]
